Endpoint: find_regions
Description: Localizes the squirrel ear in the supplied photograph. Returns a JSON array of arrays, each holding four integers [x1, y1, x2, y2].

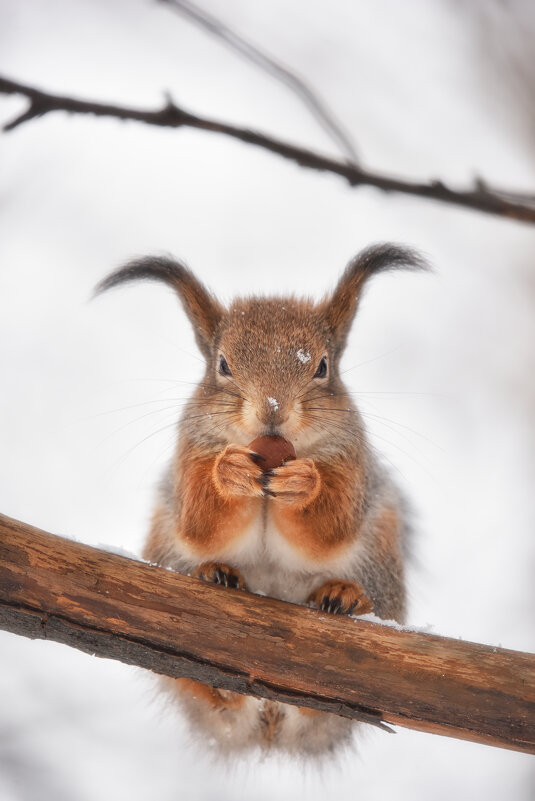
[[323, 243, 427, 351], [95, 256, 224, 359]]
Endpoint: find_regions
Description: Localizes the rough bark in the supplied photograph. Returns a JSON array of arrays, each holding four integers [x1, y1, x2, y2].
[[0, 512, 533, 753]]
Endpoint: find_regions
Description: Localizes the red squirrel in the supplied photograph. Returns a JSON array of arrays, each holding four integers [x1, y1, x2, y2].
[[96, 243, 425, 755]]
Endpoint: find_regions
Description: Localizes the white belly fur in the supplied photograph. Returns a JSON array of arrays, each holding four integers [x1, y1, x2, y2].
[[175, 503, 366, 605]]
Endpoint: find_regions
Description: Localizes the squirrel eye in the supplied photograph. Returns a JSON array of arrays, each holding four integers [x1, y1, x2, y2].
[[313, 357, 328, 379], [218, 355, 233, 377]]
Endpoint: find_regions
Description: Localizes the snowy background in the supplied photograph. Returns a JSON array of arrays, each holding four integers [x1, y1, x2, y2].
[[1, 0, 534, 799]]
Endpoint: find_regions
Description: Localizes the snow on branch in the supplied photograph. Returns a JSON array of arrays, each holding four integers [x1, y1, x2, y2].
[[0, 512, 533, 753], [2, 75, 535, 224]]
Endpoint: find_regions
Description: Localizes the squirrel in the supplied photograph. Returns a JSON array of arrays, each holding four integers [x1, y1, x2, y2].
[[96, 243, 425, 756]]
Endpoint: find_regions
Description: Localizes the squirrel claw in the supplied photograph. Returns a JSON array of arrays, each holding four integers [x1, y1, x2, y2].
[[321, 596, 342, 614], [309, 579, 373, 616], [255, 475, 276, 497], [193, 562, 248, 591]]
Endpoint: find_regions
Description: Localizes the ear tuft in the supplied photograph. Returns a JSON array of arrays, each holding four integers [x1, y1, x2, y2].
[[94, 256, 224, 359], [324, 243, 428, 351]]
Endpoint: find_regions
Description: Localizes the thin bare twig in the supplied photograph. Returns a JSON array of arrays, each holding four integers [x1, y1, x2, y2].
[[2, 75, 535, 224], [157, 0, 359, 163]]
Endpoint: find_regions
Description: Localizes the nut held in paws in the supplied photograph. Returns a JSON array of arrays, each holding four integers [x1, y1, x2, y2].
[[248, 435, 296, 471]]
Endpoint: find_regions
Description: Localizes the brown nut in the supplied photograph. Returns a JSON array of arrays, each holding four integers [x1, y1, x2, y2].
[[248, 435, 296, 471]]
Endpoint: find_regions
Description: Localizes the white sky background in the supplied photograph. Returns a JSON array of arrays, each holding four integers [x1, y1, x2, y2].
[[1, 0, 534, 799]]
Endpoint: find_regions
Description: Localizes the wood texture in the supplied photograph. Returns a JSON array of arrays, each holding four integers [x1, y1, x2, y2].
[[0, 512, 533, 753]]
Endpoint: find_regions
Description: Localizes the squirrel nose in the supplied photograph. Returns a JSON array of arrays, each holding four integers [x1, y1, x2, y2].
[[256, 396, 288, 426]]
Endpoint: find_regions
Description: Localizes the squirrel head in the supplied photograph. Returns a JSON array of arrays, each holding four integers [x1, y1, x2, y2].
[[96, 244, 425, 448]]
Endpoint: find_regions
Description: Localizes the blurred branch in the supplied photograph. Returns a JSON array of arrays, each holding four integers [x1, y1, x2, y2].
[[157, 0, 359, 163], [1, 512, 535, 754], [2, 75, 535, 224]]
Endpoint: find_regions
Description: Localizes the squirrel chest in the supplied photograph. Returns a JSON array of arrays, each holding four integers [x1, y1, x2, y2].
[[177, 486, 360, 604], [173, 441, 364, 595]]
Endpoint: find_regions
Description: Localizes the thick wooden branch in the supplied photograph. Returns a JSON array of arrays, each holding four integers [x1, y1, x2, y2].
[[2, 75, 535, 224], [0, 512, 533, 753]]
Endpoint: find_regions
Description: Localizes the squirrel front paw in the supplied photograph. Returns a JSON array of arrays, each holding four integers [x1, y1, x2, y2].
[[265, 458, 321, 508], [213, 444, 268, 499], [308, 580, 373, 616], [192, 561, 248, 590]]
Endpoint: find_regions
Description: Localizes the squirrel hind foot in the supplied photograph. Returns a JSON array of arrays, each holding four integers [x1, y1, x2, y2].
[[259, 700, 285, 745], [176, 678, 246, 712]]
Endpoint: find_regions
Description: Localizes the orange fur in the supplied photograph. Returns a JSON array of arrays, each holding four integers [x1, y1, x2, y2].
[[176, 442, 262, 557], [270, 458, 365, 562], [309, 579, 374, 615], [259, 702, 284, 743], [176, 678, 246, 710], [213, 445, 265, 500], [267, 458, 321, 508], [297, 706, 324, 717], [374, 505, 401, 556]]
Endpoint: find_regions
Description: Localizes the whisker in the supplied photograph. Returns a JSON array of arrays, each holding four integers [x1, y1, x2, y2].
[[307, 388, 443, 400], [88, 396, 237, 419], [303, 413, 354, 436], [339, 345, 403, 377], [304, 406, 356, 413], [303, 404, 440, 453], [180, 410, 239, 423], [150, 331, 206, 366], [114, 377, 247, 401], [307, 415, 408, 484], [346, 390, 445, 398], [363, 427, 435, 479], [97, 406, 182, 446], [360, 410, 443, 451], [105, 420, 182, 474], [300, 410, 433, 482], [216, 371, 248, 402]]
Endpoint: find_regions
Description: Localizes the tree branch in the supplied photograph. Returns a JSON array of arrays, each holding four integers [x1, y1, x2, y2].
[[0, 77, 535, 223], [158, 0, 359, 163], [2, 75, 535, 224], [0, 512, 533, 753]]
